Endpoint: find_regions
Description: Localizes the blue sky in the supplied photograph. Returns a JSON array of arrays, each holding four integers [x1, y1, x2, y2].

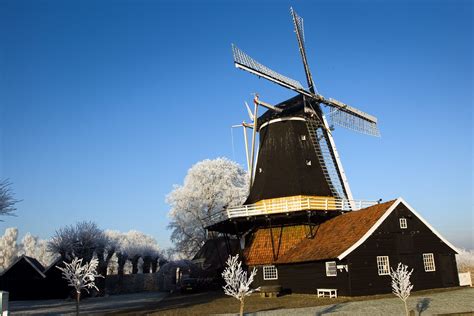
[[0, 0, 472, 250]]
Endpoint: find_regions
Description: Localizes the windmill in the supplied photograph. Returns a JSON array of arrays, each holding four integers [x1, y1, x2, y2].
[[232, 7, 379, 208], [204, 7, 379, 233]]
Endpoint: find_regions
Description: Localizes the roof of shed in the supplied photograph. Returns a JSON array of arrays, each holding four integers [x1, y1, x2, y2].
[[0, 255, 46, 278], [245, 200, 397, 265]]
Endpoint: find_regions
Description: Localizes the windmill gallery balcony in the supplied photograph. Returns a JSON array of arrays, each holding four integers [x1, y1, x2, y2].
[[204, 195, 378, 228]]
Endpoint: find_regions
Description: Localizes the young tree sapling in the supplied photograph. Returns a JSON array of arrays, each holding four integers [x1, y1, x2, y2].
[[57, 257, 103, 316], [222, 254, 259, 316], [390, 262, 414, 316]]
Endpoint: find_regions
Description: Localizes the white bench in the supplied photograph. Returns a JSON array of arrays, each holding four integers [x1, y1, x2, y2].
[[317, 288, 337, 298]]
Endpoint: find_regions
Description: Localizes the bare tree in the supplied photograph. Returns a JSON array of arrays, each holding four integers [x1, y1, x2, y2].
[[167, 158, 248, 258], [57, 257, 103, 316], [222, 254, 259, 316], [0, 180, 19, 219], [390, 262, 414, 316]]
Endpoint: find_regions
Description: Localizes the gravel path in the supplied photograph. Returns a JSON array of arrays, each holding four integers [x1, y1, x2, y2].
[[221, 287, 474, 316]]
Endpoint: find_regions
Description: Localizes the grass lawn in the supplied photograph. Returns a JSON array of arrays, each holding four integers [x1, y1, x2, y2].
[[113, 287, 465, 316]]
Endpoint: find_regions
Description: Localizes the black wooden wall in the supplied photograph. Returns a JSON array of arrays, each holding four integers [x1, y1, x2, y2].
[[251, 259, 351, 296], [346, 203, 459, 296]]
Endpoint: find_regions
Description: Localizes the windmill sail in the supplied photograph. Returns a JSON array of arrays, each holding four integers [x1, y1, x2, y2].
[[291, 7, 316, 93], [232, 45, 304, 91]]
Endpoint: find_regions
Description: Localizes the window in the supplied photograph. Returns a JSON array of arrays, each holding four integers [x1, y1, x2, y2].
[[301, 135, 306, 141], [377, 256, 390, 275], [399, 218, 407, 229], [326, 261, 337, 277], [263, 266, 278, 280], [306, 160, 312, 166], [423, 253, 436, 272]]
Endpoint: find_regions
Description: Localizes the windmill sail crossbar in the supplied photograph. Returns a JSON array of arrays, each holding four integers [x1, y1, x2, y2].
[[232, 45, 305, 91]]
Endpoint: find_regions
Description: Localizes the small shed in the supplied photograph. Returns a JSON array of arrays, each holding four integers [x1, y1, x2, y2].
[[0, 255, 46, 300], [245, 198, 459, 296]]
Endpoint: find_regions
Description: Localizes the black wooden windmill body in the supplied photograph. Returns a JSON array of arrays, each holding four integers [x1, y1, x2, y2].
[[206, 8, 379, 235]]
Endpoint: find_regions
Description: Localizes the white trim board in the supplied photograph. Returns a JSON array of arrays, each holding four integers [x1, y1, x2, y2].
[[337, 197, 459, 260], [258, 117, 306, 131]]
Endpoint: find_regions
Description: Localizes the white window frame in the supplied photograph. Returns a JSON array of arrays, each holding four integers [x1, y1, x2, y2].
[[399, 218, 407, 229], [325, 261, 337, 277], [377, 256, 390, 275], [423, 253, 436, 272], [263, 265, 278, 280]]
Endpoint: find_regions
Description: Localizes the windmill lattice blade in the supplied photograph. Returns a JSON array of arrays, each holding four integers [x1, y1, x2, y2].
[[232, 44, 304, 91], [291, 7, 305, 43], [290, 7, 316, 93], [329, 108, 380, 137]]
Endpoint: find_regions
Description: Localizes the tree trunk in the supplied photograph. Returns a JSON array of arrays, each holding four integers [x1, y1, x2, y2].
[[132, 256, 140, 274], [240, 298, 244, 316], [404, 300, 408, 316], [117, 253, 127, 276], [76, 291, 81, 316], [142, 256, 152, 274]]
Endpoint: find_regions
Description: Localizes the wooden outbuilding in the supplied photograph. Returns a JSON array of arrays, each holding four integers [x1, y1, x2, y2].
[[244, 198, 459, 296], [0, 255, 46, 300]]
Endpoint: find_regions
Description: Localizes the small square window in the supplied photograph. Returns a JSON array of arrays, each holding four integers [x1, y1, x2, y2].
[[326, 261, 337, 277], [423, 253, 436, 272], [377, 256, 390, 275], [263, 266, 278, 280], [301, 135, 306, 141], [306, 160, 312, 166], [399, 218, 407, 229]]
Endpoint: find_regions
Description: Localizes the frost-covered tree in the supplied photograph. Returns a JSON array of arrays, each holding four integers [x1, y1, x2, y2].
[[0, 180, 19, 219], [0, 227, 19, 272], [390, 262, 414, 316], [57, 257, 103, 316], [167, 158, 248, 258], [123, 259, 132, 274], [222, 254, 259, 316], [49, 221, 111, 295], [18, 233, 58, 267], [105, 230, 161, 275], [456, 248, 474, 273], [107, 253, 119, 275], [49, 221, 108, 262]]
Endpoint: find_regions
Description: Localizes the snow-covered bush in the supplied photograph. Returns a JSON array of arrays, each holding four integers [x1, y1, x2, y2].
[[391, 262, 414, 316], [456, 248, 474, 273], [57, 257, 103, 316], [222, 254, 259, 316], [167, 158, 248, 258]]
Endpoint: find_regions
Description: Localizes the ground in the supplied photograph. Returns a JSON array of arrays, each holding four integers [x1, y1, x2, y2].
[[9, 287, 473, 315]]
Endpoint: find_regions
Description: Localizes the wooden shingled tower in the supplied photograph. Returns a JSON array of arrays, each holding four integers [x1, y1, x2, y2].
[[205, 8, 379, 241]]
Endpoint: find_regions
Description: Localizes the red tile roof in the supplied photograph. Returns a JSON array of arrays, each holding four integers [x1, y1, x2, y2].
[[245, 200, 396, 265]]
